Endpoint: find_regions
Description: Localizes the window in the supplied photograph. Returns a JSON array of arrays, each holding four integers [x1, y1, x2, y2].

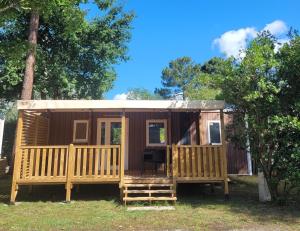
[[73, 120, 89, 143], [207, 120, 221, 144], [146, 120, 167, 146]]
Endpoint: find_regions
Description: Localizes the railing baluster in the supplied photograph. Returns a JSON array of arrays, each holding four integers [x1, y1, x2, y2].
[[89, 148, 93, 176], [192, 147, 196, 177], [214, 147, 219, 177], [76, 148, 81, 176], [100, 148, 105, 176], [180, 147, 184, 177], [34, 148, 41, 177], [94, 148, 99, 176], [209, 147, 214, 177], [60, 148, 65, 176], [29, 149, 34, 179], [47, 148, 53, 176], [106, 148, 111, 176], [197, 147, 202, 177], [112, 148, 117, 177], [203, 147, 207, 178], [23, 149, 29, 178], [186, 147, 190, 177], [41, 148, 46, 177], [172, 145, 178, 177], [82, 148, 87, 177], [53, 148, 59, 177]]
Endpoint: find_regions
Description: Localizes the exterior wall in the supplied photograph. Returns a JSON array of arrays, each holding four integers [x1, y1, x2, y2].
[[48, 110, 248, 175], [200, 111, 248, 174]]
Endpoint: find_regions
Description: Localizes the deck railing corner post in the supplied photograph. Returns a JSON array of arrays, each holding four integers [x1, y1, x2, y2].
[[66, 143, 74, 202]]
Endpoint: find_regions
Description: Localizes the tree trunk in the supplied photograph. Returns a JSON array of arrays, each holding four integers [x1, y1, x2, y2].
[[21, 11, 39, 100]]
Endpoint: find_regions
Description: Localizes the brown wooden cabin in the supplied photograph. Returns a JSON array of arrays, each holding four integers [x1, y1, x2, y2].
[[10, 100, 233, 204]]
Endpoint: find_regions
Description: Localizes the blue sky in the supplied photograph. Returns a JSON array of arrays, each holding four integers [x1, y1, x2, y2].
[[84, 0, 299, 99]]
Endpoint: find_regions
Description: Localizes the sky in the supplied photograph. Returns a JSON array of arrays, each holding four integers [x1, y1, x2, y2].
[[83, 0, 300, 99]]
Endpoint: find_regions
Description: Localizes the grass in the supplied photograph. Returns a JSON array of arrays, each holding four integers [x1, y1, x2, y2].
[[0, 176, 300, 231]]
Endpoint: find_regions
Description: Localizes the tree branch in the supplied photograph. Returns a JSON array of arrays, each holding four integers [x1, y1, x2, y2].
[[0, 3, 17, 13]]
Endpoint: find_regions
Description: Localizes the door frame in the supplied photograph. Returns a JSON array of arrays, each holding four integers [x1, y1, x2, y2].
[[96, 118, 129, 170]]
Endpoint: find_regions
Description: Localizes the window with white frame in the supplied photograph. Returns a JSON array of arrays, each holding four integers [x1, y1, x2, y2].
[[207, 120, 221, 144], [146, 120, 167, 146], [73, 120, 89, 143]]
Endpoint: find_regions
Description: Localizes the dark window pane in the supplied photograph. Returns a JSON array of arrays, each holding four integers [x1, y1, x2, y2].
[[209, 122, 221, 144], [149, 122, 165, 144], [100, 122, 105, 145], [110, 122, 121, 145], [75, 122, 87, 140]]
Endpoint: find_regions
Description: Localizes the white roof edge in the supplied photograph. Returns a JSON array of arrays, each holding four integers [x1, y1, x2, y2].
[[17, 100, 225, 110]]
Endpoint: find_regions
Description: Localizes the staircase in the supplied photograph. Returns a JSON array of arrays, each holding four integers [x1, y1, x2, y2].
[[122, 176, 177, 204]]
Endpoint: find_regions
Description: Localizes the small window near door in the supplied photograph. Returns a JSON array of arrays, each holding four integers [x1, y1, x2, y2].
[[208, 120, 221, 144], [73, 120, 89, 143], [146, 120, 167, 146]]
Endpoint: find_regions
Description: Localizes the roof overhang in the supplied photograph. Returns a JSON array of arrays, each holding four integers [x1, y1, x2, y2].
[[17, 100, 225, 111]]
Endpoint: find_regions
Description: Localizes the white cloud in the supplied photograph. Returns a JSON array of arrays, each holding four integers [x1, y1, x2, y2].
[[274, 38, 290, 53], [213, 27, 257, 58], [263, 20, 288, 35], [213, 20, 289, 58], [113, 93, 128, 100]]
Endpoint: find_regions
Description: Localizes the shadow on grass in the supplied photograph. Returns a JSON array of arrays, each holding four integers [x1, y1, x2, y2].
[[1, 175, 299, 226], [176, 179, 300, 225]]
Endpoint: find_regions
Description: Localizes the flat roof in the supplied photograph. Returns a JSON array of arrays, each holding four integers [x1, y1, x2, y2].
[[17, 100, 225, 111]]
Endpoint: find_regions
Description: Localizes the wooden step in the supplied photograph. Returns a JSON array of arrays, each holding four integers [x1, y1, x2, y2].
[[124, 179, 172, 184], [123, 196, 177, 201], [124, 189, 174, 194], [124, 184, 173, 188]]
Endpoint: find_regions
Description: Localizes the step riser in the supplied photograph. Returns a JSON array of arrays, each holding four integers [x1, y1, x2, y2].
[[124, 197, 177, 202], [124, 190, 173, 194], [123, 179, 177, 203], [124, 180, 173, 184]]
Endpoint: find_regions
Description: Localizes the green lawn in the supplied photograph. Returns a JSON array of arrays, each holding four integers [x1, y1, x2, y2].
[[0, 176, 299, 231]]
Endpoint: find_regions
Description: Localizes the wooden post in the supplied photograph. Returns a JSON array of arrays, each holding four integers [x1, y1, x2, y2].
[[172, 144, 178, 197], [120, 110, 126, 201], [166, 146, 170, 177], [66, 144, 74, 202], [168, 110, 172, 145], [220, 109, 229, 198], [10, 111, 23, 204], [198, 110, 201, 145], [167, 110, 172, 177]]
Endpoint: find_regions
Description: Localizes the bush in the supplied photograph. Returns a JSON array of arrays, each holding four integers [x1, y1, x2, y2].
[[1, 104, 17, 165]]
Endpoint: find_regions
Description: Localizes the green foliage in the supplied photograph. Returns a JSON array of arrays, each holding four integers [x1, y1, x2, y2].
[[156, 56, 232, 100], [127, 88, 162, 100], [277, 33, 300, 115], [0, 1, 134, 100], [1, 104, 17, 163], [222, 32, 300, 202], [155, 57, 202, 99]]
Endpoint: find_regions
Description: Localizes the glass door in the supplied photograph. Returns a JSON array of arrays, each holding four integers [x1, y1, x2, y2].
[[97, 119, 121, 146], [97, 118, 128, 171]]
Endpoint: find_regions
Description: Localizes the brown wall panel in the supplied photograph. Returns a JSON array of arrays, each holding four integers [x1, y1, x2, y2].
[[48, 110, 248, 174]]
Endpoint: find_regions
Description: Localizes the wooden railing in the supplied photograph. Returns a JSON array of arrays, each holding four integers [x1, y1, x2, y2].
[[168, 145, 226, 181], [18, 146, 69, 183], [14, 145, 121, 185], [70, 145, 121, 183]]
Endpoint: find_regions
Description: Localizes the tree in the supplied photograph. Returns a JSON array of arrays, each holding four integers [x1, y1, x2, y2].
[[0, 1, 134, 100], [126, 88, 162, 100], [222, 32, 300, 202], [155, 57, 201, 99], [185, 57, 233, 100]]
